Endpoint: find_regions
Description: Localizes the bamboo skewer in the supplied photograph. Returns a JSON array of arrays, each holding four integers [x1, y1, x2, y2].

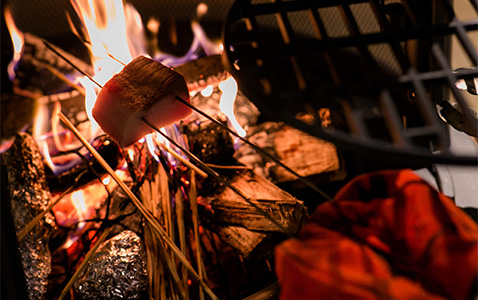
[[43, 37, 329, 201], [173, 96, 332, 201], [175, 189, 189, 298], [58, 227, 112, 300], [58, 112, 218, 300], [161, 143, 208, 178], [189, 170, 205, 300], [142, 117, 294, 237], [17, 184, 75, 241]]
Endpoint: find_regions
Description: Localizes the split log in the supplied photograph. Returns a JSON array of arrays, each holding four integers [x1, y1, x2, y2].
[[207, 169, 307, 233], [175, 55, 228, 93], [235, 122, 345, 184], [201, 169, 307, 256], [213, 225, 267, 258]]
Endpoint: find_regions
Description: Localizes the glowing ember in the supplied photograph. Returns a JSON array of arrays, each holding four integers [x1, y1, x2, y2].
[[4, 6, 24, 81], [219, 77, 246, 138]]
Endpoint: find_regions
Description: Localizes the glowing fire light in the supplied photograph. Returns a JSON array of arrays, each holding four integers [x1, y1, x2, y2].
[[146, 133, 160, 162], [4, 6, 24, 81], [71, 189, 88, 230], [201, 85, 214, 97], [219, 77, 246, 138], [79, 77, 100, 136], [102, 176, 111, 185], [70, 0, 139, 81]]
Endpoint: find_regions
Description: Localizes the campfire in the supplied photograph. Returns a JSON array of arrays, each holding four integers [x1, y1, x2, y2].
[[2, 1, 341, 299], [3, 0, 477, 300]]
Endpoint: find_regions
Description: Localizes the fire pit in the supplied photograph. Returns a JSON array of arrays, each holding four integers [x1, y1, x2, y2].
[[1, 0, 477, 300], [1, 1, 343, 299]]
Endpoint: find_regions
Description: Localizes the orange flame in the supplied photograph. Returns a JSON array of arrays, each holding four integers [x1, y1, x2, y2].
[[4, 6, 24, 80]]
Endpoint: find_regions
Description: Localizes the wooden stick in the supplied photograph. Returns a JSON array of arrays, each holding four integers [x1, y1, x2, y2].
[[58, 112, 218, 300], [143, 117, 294, 238], [175, 189, 189, 298], [189, 170, 205, 300], [58, 227, 112, 300], [17, 184, 75, 241], [173, 96, 332, 201], [161, 143, 208, 178]]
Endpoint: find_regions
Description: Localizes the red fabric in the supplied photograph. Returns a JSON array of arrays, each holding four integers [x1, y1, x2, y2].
[[275, 169, 478, 300]]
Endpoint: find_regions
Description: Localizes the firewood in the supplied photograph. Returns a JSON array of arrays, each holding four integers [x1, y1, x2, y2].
[[14, 33, 92, 94], [235, 122, 345, 184], [206, 169, 308, 233], [213, 225, 267, 257]]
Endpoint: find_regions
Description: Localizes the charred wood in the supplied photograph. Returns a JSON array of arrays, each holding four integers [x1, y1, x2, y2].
[[13, 33, 92, 95], [184, 119, 235, 165], [45, 136, 122, 192]]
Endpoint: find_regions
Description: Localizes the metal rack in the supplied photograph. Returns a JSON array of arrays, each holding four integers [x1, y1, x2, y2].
[[223, 0, 478, 165]]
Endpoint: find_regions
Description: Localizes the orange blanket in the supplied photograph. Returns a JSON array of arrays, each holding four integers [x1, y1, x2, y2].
[[275, 169, 477, 300]]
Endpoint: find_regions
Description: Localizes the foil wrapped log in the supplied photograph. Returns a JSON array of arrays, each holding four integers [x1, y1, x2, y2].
[[74, 230, 148, 300], [4, 132, 56, 300]]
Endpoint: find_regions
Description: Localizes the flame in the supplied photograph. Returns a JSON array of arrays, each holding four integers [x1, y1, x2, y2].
[[79, 77, 100, 136], [71, 190, 88, 216], [70, 0, 146, 141], [4, 6, 24, 81], [201, 85, 214, 97], [146, 133, 160, 161], [219, 77, 246, 138], [154, 3, 223, 66], [70, 0, 138, 76]]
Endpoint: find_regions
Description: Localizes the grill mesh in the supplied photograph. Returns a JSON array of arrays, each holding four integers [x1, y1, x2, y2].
[[223, 0, 478, 165]]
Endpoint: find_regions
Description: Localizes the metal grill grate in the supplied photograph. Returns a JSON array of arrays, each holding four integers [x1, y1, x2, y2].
[[223, 0, 478, 165]]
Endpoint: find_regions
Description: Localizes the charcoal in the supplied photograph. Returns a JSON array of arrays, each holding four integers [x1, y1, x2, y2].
[[4, 132, 55, 300], [185, 119, 235, 165], [74, 230, 148, 300], [45, 136, 122, 192]]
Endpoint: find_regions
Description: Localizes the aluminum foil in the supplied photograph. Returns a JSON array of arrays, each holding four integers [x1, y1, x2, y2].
[[5, 133, 55, 300], [74, 230, 149, 300]]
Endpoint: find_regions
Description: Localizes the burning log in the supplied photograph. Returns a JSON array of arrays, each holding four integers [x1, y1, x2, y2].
[[45, 135, 122, 193], [202, 169, 307, 257], [74, 230, 149, 300], [206, 169, 307, 233], [235, 122, 345, 185], [185, 118, 235, 165], [13, 33, 92, 95], [175, 55, 228, 94], [213, 225, 267, 258], [3, 132, 56, 300]]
